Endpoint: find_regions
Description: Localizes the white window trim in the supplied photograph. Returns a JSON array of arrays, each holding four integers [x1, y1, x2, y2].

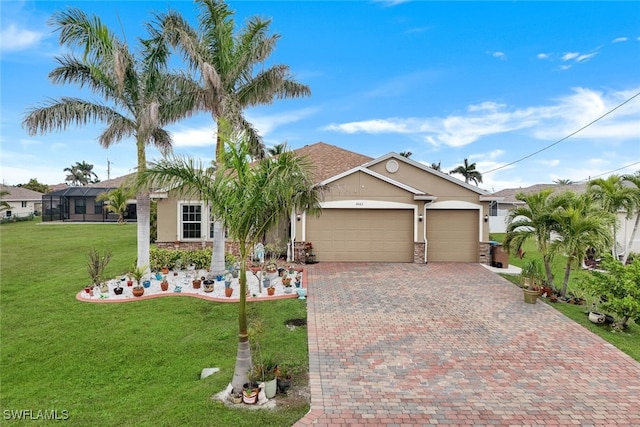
[[177, 201, 210, 241]]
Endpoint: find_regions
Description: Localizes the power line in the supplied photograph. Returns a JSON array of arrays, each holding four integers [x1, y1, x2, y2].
[[576, 161, 640, 183], [483, 90, 640, 175]]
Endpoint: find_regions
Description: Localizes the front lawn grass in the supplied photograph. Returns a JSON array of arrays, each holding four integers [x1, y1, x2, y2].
[[492, 233, 640, 362], [0, 219, 309, 426]]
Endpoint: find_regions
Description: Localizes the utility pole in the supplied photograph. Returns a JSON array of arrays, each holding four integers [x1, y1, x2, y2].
[[107, 159, 112, 180]]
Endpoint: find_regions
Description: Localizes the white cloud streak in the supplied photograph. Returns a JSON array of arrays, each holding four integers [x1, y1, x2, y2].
[[323, 87, 640, 148], [0, 24, 45, 52]]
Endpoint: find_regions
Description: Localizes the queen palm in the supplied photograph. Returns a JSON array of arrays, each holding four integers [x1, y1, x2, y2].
[[151, 0, 311, 274], [22, 7, 198, 269], [63, 165, 86, 186], [504, 188, 560, 289], [140, 125, 322, 394], [449, 158, 483, 185], [550, 192, 613, 297], [588, 175, 635, 261], [75, 161, 99, 184]]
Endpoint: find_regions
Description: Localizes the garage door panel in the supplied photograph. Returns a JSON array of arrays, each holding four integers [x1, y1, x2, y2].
[[426, 210, 478, 262], [306, 209, 413, 262]]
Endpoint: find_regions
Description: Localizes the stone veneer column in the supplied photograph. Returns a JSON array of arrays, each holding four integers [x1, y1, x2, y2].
[[413, 242, 426, 263], [479, 242, 491, 265]]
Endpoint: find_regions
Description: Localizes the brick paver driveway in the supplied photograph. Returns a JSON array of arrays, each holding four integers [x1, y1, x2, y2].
[[294, 263, 640, 427]]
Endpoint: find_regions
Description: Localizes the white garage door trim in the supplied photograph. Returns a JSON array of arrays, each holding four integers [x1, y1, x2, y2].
[[300, 200, 419, 242]]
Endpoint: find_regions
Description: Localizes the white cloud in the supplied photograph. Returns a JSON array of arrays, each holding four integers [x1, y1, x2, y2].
[[170, 127, 216, 148], [539, 159, 560, 167], [0, 24, 45, 52], [575, 52, 597, 62], [246, 107, 317, 136], [324, 86, 640, 148], [537, 53, 550, 59], [489, 51, 506, 60], [562, 52, 580, 61], [612, 37, 628, 43]]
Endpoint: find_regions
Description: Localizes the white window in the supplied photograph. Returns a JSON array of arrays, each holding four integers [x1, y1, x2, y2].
[[21, 201, 27, 208], [181, 203, 202, 239]]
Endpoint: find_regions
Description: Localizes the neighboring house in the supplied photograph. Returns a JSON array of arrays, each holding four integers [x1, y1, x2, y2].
[[489, 183, 640, 254], [41, 174, 142, 222], [0, 184, 44, 220], [156, 142, 499, 264]]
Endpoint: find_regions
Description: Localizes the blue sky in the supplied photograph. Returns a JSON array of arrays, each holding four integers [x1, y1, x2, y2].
[[1, 1, 639, 192]]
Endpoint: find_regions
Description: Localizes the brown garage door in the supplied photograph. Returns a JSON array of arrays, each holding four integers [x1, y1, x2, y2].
[[305, 209, 413, 262], [426, 210, 478, 262]]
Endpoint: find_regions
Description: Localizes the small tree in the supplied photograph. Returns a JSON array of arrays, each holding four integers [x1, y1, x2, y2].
[[97, 186, 133, 224], [579, 255, 640, 329]]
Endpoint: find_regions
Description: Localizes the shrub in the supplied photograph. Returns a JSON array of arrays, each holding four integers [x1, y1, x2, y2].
[[149, 247, 212, 271]]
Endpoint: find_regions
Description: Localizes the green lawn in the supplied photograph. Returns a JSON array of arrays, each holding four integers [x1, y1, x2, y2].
[[492, 233, 640, 362], [0, 219, 309, 426]]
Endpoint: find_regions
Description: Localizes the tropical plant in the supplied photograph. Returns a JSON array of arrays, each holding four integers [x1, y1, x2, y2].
[[549, 192, 614, 297], [579, 255, 640, 329], [130, 265, 147, 288], [22, 7, 198, 270], [150, 0, 311, 275], [520, 258, 543, 289], [139, 125, 323, 394], [588, 175, 636, 261], [504, 189, 561, 290], [0, 190, 10, 212], [268, 143, 289, 157], [430, 161, 441, 171], [553, 178, 575, 185], [63, 164, 86, 186], [97, 186, 133, 224], [399, 151, 412, 158], [17, 178, 50, 194], [621, 171, 640, 264], [87, 248, 112, 287], [75, 160, 100, 184], [449, 158, 483, 185]]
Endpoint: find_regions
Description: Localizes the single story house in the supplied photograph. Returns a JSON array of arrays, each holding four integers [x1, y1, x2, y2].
[[156, 142, 499, 264], [42, 174, 139, 222], [0, 184, 44, 220], [489, 183, 640, 254]]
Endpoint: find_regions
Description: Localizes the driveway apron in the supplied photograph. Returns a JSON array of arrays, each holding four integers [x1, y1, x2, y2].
[[294, 263, 640, 427]]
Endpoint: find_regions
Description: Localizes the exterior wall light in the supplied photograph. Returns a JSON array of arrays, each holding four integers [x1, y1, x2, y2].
[[484, 214, 489, 222], [418, 214, 423, 222]]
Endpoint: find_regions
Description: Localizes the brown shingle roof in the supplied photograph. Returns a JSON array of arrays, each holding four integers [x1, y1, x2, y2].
[[0, 184, 44, 200], [292, 142, 373, 183], [492, 183, 589, 203], [89, 173, 137, 188]]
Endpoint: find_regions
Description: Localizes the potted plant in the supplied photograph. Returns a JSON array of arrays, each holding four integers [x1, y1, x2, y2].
[[267, 285, 275, 296], [160, 276, 169, 291], [192, 276, 202, 289], [242, 366, 261, 404], [130, 265, 147, 297], [86, 248, 112, 294], [255, 360, 277, 399], [113, 277, 124, 295], [203, 279, 215, 293], [275, 364, 292, 394], [520, 259, 543, 304], [225, 286, 233, 297]]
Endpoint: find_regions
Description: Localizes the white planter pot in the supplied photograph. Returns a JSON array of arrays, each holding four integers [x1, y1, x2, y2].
[[589, 311, 606, 324]]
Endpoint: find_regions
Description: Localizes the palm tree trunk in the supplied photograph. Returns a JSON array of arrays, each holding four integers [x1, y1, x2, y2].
[[561, 259, 573, 297], [231, 245, 251, 393], [210, 220, 226, 275], [137, 190, 151, 270], [622, 213, 639, 264], [543, 254, 555, 290]]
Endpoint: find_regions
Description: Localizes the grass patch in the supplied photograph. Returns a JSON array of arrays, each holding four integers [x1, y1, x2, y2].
[[494, 233, 639, 362], [0, 219, 309, 426]]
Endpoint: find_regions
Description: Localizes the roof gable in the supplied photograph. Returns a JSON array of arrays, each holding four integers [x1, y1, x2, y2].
[[0, 184, 44, 200], [292, 142, 373, 183], [319, 166, 429, 196]]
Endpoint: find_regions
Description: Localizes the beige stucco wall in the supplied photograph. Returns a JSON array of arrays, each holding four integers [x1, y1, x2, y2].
[[323, 171, 416, 203], [156, 195, 179, 243]]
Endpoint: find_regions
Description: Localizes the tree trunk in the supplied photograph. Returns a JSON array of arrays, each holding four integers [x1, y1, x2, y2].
[[210, 220, 226, 275], [137, 190, 151, 270], [561, 259, 573, 297], [543, 254, 555, 290], [622, 213, 639, 264], [231, 246, 251, 393]]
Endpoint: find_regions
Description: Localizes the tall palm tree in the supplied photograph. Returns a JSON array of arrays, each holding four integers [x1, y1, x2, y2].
[[22, 7, 198, 270], [553, 178, 575, 185], [75, 161, 99, 183], [504, 188, 561, 289], [621, 171, 640, 264], [151, 0, 311, 274], [399, 151, 412, 158], [267, 142, 289, 157], [63, 164, 86, 186], [140, 126, 323, 394], [430, 161, 441, 171], [97, 186, 134, 224], [588, 175, 635, 261], [449, 158, 483, 185], [550, 192, 613, 296]]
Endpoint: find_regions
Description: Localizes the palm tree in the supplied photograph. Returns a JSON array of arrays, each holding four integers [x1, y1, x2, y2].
[[75, 161, 99, 184], [504, 188, 561, 289], [63, 165, 86, 186], [0, 190, 10, 213], [449, 158, 483, 185], [553, 178, 575, 185], [151, 0, 311, 274], [621, 171, 640, 264], [550, 192, 613, 296], [399, 151, 412, 158], [22, 7, 198, 270], [97, 186, 134, 224], [430, 161, 441, 171], [140, 125, 323, 394], [267, 143, 289, 157], [588, 175, 636, 261]]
